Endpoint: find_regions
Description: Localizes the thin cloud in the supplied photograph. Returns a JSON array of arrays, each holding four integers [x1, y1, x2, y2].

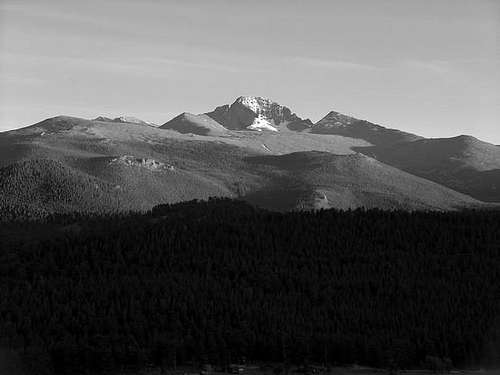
[[292, 56, 379, 71], [0, 74, 46, 86], [1, 52, 169, 78], [403, 60, 453, 74], [137, 57, 270, 74], [0, 1, 104, 26], [2, 50, 270, 78]]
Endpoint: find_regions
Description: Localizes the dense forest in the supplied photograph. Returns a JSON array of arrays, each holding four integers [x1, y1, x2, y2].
[[0, 199, 499, 374], [0, 159, 127, 221]]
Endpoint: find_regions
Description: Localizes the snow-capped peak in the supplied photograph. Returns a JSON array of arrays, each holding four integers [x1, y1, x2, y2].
[[205, 96, 306, 132], [235, 96, 298, 131], [236, 96, 275, 114]]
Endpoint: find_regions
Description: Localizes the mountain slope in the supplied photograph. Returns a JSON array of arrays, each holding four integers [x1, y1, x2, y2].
[[244, 151, 482, 211], [160, 112, 227, 136], [312, 111, 423, 146], [357, 135, 500, 202]]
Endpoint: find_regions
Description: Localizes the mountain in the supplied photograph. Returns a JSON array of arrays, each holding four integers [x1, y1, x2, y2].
[[357, 135, 500, 202], [312, 111, 423, 146], [160, 112, 227, 136], [206, 96, 312, 132], [0, 113, 485, 220], [0, 97, 497, 220]]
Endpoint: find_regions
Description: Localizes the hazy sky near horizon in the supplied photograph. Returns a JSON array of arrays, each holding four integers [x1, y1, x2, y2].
[[1, 0, 499, 143]]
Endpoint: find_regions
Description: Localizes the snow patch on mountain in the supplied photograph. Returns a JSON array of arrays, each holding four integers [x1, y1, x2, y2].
[[247, 115, 278, 132]]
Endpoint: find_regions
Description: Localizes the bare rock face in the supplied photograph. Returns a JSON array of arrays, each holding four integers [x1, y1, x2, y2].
[[206, 96, 311, 132]]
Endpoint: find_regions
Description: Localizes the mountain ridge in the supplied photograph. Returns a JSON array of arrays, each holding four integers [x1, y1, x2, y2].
[[312, 110, 424, 146], [0, 95, 498, 219], [355, 134, 500, 202], [94, 115, 157, 126]]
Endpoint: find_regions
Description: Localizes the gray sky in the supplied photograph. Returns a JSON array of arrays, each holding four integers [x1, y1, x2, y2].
[[1, 0, 499, 143]]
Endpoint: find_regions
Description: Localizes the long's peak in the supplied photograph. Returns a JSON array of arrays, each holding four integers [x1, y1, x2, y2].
[[207, 96, 302, 131]]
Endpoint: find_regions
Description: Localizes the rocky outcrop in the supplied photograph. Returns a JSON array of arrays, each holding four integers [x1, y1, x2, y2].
[[109, 156, 174, 171]]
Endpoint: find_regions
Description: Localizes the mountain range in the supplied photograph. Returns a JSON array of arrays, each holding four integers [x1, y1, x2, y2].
[[1, 95, 498, 220]]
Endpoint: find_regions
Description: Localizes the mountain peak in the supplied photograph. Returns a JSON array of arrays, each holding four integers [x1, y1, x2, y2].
[[235, 96, 274, 111], [452, 134, 480, 143], [312, 110, 423, 146], [160, 112, 227, 136], [317, 111, 358, 127], [206, 96, 310, 132]]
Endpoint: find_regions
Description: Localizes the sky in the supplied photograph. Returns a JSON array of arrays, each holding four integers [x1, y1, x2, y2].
[[0, 0, 499, 143]]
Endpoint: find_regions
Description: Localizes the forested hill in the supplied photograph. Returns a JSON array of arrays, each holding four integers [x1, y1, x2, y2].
[[1, 199, 499, 374]]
